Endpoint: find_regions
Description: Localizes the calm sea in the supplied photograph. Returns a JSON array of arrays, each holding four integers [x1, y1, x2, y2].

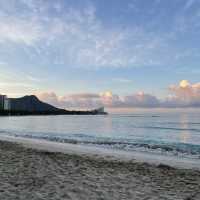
[[0, 111, 200, 160]]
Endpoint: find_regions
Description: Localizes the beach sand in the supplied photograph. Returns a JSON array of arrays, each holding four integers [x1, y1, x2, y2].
[[0, 140, 200, 200]]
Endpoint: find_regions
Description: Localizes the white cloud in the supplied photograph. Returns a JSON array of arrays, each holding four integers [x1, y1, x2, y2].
[[0, 82, 34, 88], [0, 0, 199, 73], [112, 78, 133, 83], [0, 17, 43, 45], [0, 70, 42, 97], [37, 90, 160, 109], [26, 75, 41, 82], [37, 80, 200, 109], [123, 92, 160, 108], [165, 80, 200, 107], [0, 0, 194, 69], [37, 92, 60, 106]]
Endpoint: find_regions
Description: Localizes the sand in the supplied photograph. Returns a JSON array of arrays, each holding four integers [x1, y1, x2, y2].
[[0, 139, 200, 199]]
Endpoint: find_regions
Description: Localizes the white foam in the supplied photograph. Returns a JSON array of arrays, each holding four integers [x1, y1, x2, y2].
[[0, 135, 200, 170]]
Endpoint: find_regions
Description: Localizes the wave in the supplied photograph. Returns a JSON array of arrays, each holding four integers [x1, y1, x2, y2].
[[160, 122, 200, 125], [11, 134, 200, 159], [1, 128, 200, 159], [138, 126, 200, 132], [113, 115, 160, 118]]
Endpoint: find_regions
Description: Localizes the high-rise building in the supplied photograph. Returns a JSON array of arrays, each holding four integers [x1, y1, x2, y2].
[[0, 95, 11, 110], [4, 98, 11, 110], [0, 95, 6, 110]]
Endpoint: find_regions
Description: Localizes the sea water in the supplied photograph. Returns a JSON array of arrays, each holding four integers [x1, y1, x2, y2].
[[0, 110, 200, 160]]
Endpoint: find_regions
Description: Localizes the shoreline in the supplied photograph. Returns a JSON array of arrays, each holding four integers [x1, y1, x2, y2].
[[0, 137, 200, 199], [0, 135, 200, 170]]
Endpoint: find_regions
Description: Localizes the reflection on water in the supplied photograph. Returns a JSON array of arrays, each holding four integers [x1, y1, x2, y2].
[[101, 116, 113, 135], [179, 114, 191, 143]]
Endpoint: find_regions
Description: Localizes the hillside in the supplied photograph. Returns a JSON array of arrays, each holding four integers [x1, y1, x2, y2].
[[10, 95, 60, 112], [0, 95, 107, 115]]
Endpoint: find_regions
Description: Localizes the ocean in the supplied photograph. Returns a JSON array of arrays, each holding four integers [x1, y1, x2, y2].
[[0, 111, 200, 160]]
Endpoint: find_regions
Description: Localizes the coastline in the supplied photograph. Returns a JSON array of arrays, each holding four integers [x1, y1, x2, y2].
[[1, 135, 200, 170], [0, 136, 200, 199]]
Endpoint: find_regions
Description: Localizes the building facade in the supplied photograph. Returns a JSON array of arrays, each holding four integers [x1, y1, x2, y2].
[[0, 95, 11, 110], [0, 95, 6, 110], [4, 98, 11, 110]]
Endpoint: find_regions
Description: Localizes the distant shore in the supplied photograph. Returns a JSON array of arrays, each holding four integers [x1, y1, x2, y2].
[[0, 137, 200, 199], [0, 109, 108, 116]]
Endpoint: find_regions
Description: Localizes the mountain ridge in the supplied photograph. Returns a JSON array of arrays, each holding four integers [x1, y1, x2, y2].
[[10, 95, 60, 112], [0, 95, 107, 115]]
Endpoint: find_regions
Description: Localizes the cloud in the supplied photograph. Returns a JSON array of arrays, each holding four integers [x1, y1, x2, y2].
[[165, 80, 200, 107], [100, 91, 122, 107], [0, 0, 129, 67], [0, 18, 41, 45], [0, 0, 198, 69], [112, 78, 133, 83], [26, 75, 41, 82], [59, 93, 102, 108], [37, 90, 160, 109], [123, 92, 160, 108], [64, 93, 100, 99], [37, 92, 103, 109], [37, 92, 60, 106], [0, 70, 42, 97], [37, 80, 200, 109]]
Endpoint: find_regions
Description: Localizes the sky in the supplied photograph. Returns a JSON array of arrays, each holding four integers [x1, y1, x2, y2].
[[0, 0, 200, 110]]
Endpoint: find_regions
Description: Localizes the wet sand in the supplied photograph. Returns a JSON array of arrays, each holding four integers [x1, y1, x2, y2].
[[0, 140, 200, 200]]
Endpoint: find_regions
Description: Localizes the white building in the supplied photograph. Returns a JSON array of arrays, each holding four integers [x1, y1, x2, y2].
[[0, 95, 11, 110], [4, 98, 11, 110]]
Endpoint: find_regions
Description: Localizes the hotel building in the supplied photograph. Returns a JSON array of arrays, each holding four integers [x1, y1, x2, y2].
[[0, 95, 11, 110]]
